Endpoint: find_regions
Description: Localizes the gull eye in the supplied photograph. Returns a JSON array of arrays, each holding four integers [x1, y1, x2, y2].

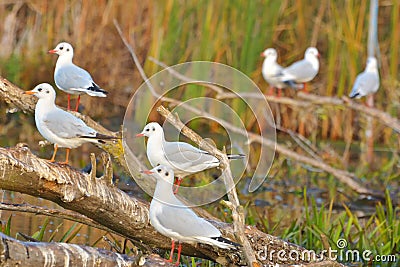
[[46, 90, 49, 93], [152, 127, 155, 131], [67, 48, 70, 51], [38, 88, 42, 92], [157, 168, 161, 173], [60, 46, 63, 50], [165, 172, 169, 176], [146, 128, 149, 131]]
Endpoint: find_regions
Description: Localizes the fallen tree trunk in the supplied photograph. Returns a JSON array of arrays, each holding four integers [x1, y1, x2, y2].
[[0, 232, 172, 267], [0, 144, 343, 266]]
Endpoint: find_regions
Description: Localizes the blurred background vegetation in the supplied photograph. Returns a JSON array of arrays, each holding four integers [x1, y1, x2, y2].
[[0, 1, 399, 266]]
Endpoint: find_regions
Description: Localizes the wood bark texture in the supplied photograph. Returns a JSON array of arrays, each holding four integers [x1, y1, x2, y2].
[[0, 145, 343, 266], [0, 232, 173, 267]]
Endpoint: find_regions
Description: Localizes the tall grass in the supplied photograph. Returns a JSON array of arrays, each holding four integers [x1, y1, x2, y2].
[[274, 189, 400, 266], [0, 1, 398, 142]]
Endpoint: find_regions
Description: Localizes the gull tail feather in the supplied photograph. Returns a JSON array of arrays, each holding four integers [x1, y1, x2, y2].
[[74, 83, 108, 97], [195, 236, 241, 249], [80, 133, 119, 144], [283, 80, 303, 90], [227, 154, 246, 160], [349, 88, 361, 99]]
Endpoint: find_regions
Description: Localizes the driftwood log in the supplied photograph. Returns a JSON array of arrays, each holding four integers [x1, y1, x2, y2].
[[0, 144, 343, 266], [0, 232, 172, 267]]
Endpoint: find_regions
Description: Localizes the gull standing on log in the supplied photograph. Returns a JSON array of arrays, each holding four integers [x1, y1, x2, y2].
[[349, 57, 380, 101], [279, 47, 320, 92], [136, 122, 245, 193], [49, 42, 108, 111], [24, 83, 115, 164], [261, 48, 287, 97], [143, 165, 240, 266]]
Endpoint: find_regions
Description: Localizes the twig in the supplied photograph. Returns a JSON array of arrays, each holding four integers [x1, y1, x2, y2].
[[148, 56, 225, 94], [297, 92, 400, 133], [297, 92, 344, 105], [17, 232, 40, 242], [114, 20, 156, 96], [0, 202, 115, 235], [113, 20, 189, 108], [310, 2, 326, 47], [157, 105, 259, 266], [216, 91, 311, 107], [275, 124, 323, 162]]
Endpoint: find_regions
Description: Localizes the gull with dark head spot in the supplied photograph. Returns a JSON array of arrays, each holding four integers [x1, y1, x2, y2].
[[49, 42, 108, 111], [279, 47, 320, 92], [349, 57, 379, 101], [142, 165, 240, 266], [261, 48, 286, 96], [136, 122, 245, 193], [24, 83, 115, 164]]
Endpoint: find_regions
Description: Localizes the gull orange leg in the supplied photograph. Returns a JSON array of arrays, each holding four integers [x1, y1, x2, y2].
[[302, 83, 308, 93], [173, 178, 182, 194], [166, 240, 175, 263], [75, 95, 81, 112], [60, 148, 70, 165], [49, 144, 58, 162], [277, 88, 282, 98], [268, 86, 275, 96], [67, 95, 71, 110], [175, 243, 182, 266]]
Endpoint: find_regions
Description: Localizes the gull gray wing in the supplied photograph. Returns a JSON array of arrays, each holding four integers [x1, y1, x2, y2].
[[55, 64, 94, 90], [43, 109, 97, 138], [163, 142, 218, 167], [350, 71, 379, 98], [155, 201, 221, 238], [281, 60, 315, 81]]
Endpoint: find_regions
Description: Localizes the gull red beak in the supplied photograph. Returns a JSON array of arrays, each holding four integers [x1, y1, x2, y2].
[[140, 170, 153, 175], [317, 53, 321, 58], [260, 52, 265, 57], [48, 49, 57, 54], [24, 91, 35, 95], [135, 133, 145, 137]]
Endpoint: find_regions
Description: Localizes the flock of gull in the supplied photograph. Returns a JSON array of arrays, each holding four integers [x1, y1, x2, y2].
[[261, 46, 380, 100], [23, 42, 380, 265]]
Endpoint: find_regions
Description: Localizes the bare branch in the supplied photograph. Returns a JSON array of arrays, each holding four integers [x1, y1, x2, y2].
[[297, 92, 400, 133], [148, 56, 225, 94], [217, 91, 311, 107], [0, 202, 116, 235]]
